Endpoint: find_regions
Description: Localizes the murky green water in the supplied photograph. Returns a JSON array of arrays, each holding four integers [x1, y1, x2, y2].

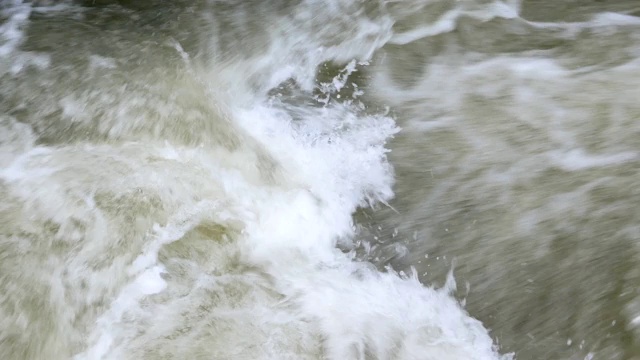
[[2, 1, 640, 359], [360, 1, 640, 359]]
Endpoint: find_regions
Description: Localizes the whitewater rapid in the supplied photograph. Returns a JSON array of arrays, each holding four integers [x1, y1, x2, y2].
[[0, 1, 514, 359], [3, 0, 640, 359]]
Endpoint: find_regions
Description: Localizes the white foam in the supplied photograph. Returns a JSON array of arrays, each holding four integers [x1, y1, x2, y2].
[[226, 73, 507, 359], [1, 1, 53, 76], [527, 10, 640, 34], [72, 79, 508, 359], [548, 149, 638, 171], [390, 0, 520, 45], [391, 8, 462, 45], [591, 12, 640, 26], [2, 1, 514, 359], [76, 266, 168, 360], [0, 1, 30, 57], [76, 201, 225, 360]]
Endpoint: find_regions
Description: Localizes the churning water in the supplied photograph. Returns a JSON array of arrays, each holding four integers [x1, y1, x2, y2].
[[1, 0, 640, 359]]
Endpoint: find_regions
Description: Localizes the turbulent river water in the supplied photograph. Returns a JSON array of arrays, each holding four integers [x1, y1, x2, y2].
[[2, 0, 640, 359]]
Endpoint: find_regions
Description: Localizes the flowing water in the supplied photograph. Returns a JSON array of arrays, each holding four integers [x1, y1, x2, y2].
[[1, 0, 640, 359]]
